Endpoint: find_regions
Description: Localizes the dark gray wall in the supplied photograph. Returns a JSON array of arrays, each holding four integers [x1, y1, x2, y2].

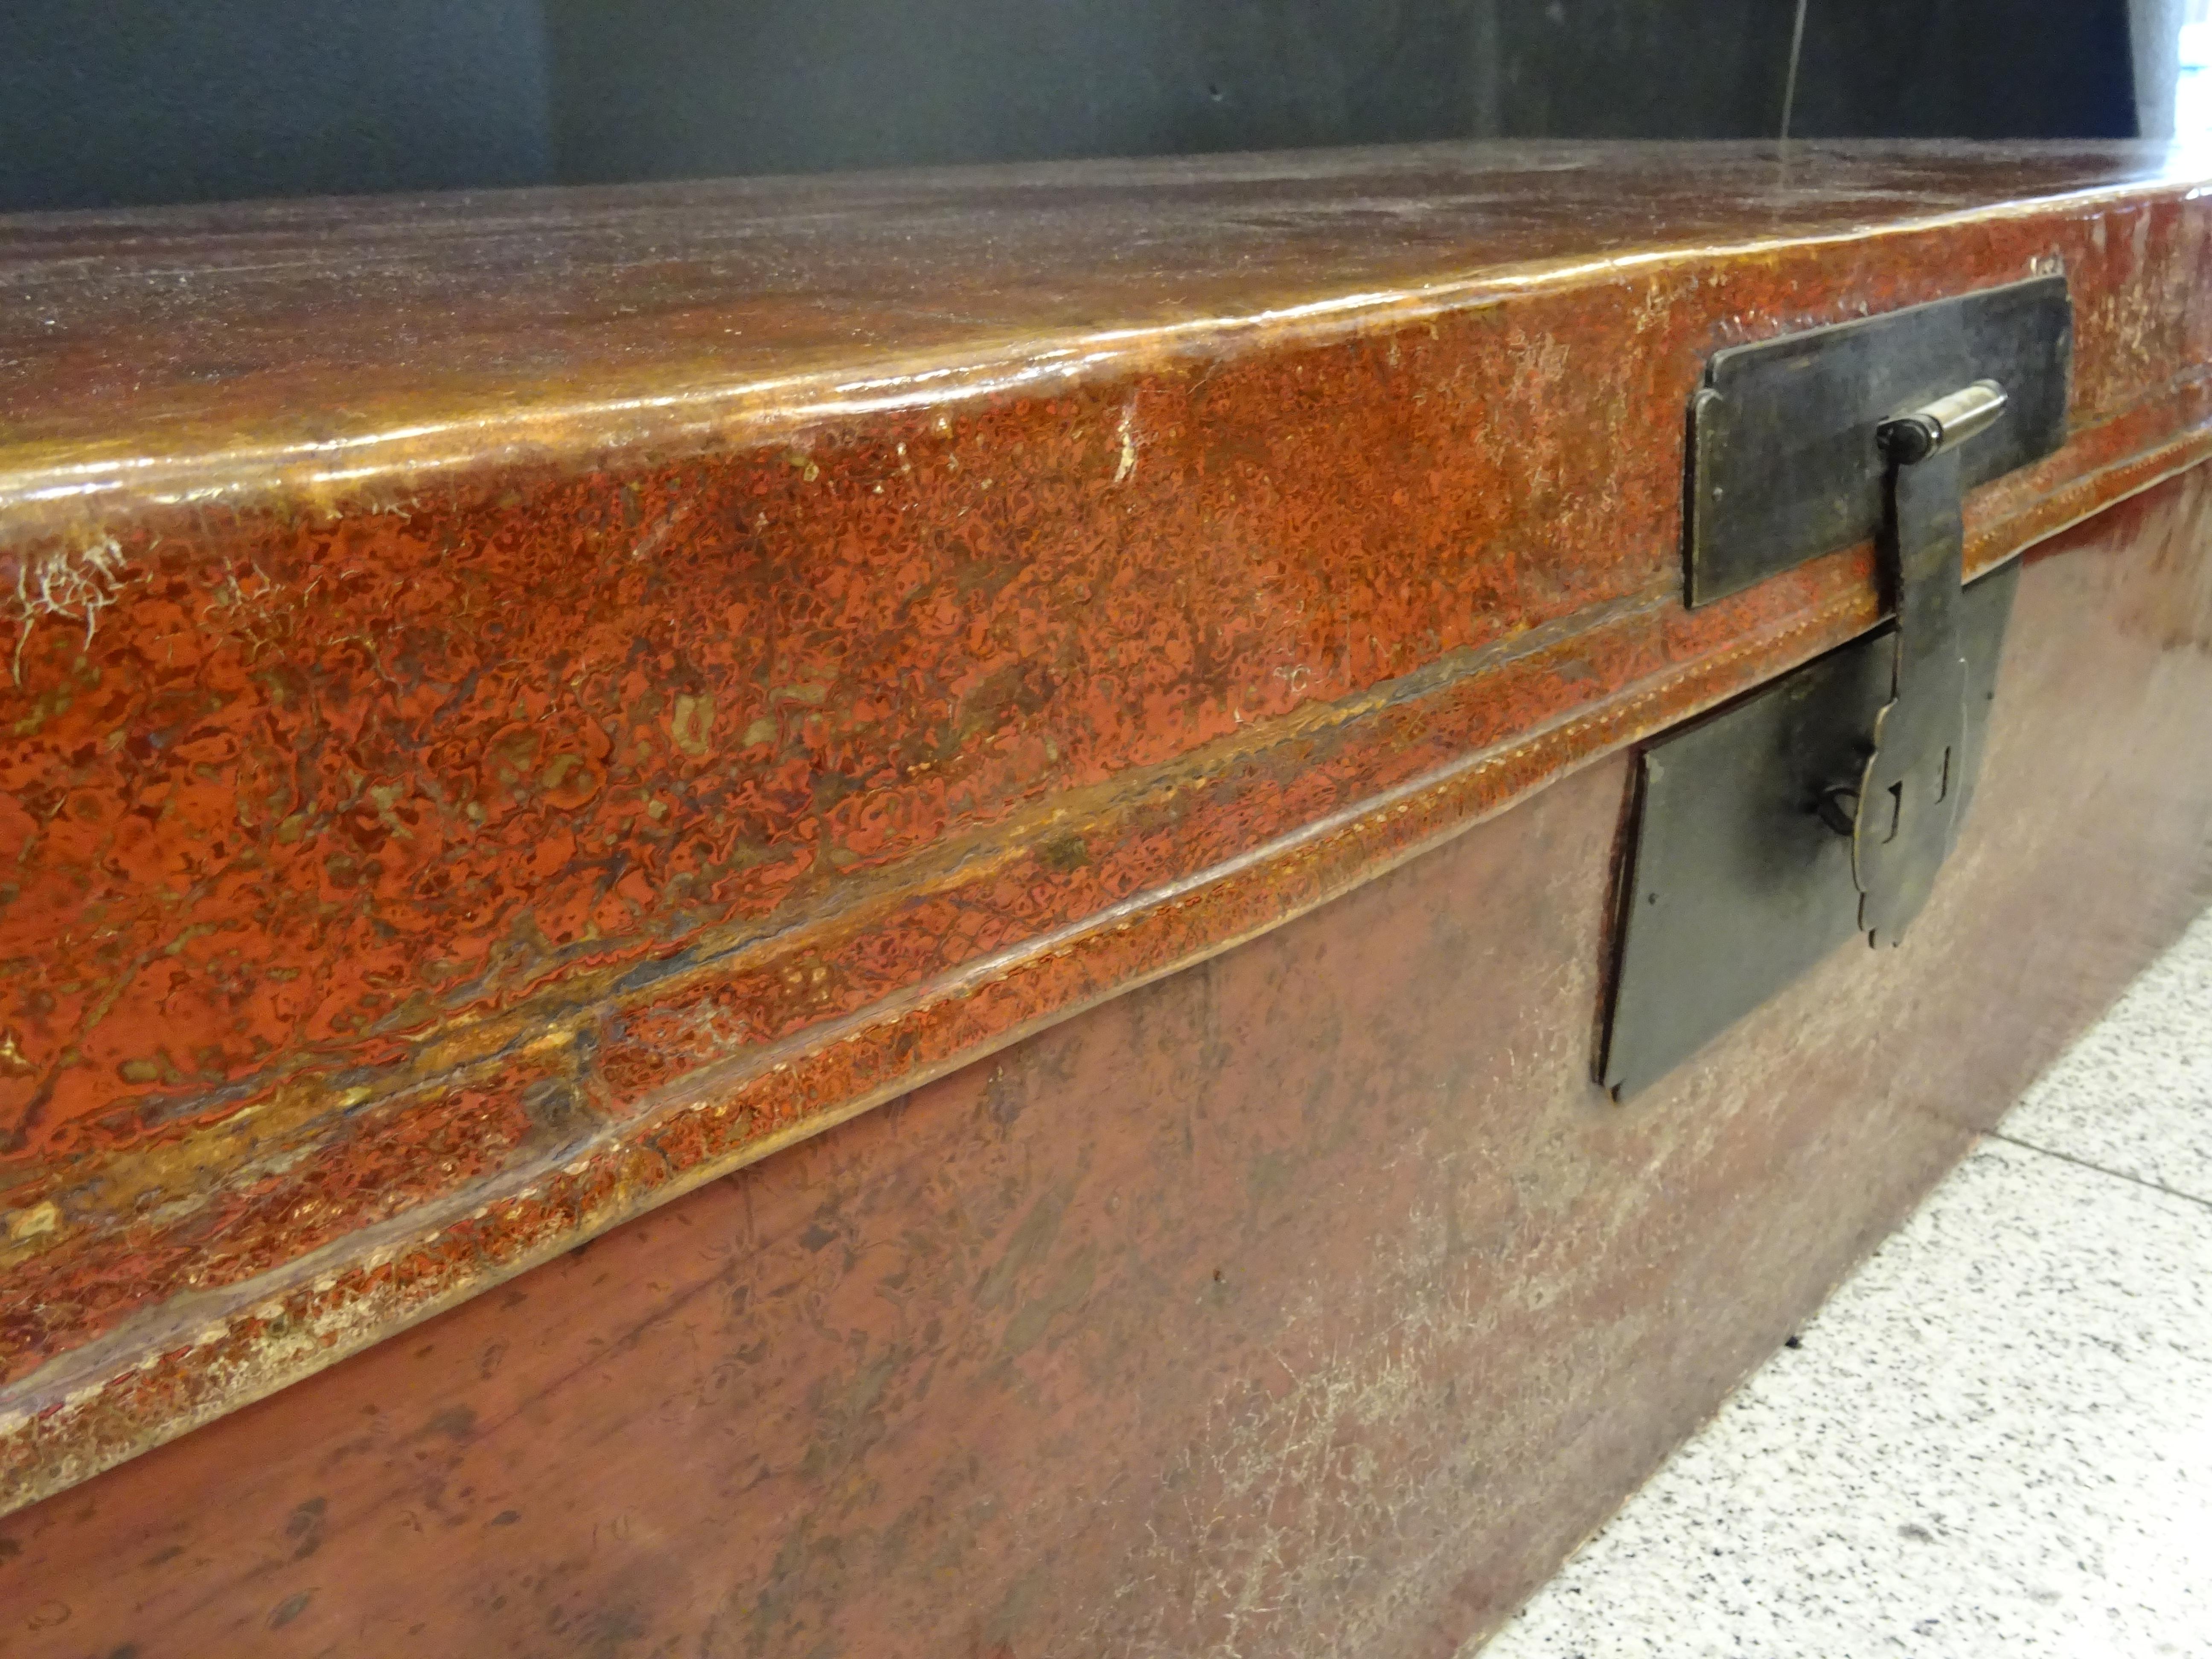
[[1790, 0, 2139, 139], [0, 0, 2145, 214], [547, 0, 2139, 186], [1488, 0, 1805, 138], [0, 0, 552, 213], [547, 0, 1508, 182], [1498, 0, 2139, 140]]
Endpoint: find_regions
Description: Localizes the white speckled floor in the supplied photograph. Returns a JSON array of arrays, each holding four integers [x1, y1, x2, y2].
[[1478, 907, 2212, 1659]]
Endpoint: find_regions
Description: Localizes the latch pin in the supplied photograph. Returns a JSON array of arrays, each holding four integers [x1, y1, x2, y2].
[[1877, 379, 2008, 464]]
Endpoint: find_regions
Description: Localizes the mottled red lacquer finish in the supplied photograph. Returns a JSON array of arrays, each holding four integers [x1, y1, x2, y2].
[[2, 143, 2209, 1508], [1, 472, 2208, 1659]]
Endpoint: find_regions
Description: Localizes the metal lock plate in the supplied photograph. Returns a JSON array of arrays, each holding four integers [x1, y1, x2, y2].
[[1601, 561, 2017, 1098], [1602, 277, 2070, 1097], [1686, 274, 2069, 605]]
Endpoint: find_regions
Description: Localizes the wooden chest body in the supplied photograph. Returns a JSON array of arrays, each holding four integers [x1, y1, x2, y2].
[[0, 142, 2208, 1656]]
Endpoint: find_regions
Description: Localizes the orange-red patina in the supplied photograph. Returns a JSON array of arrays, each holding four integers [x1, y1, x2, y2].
[[1, 141, 2209, 1511]]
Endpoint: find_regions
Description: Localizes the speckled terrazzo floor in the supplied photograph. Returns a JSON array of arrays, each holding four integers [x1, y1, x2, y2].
[[1479, 907, 2212, 1659]]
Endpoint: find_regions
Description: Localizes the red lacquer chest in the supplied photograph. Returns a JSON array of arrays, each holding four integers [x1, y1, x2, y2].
[[1, 141, 2209, 1656]]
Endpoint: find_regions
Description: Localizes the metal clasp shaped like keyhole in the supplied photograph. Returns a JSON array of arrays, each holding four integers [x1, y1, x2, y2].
[[1838, 379, 2007, 947]]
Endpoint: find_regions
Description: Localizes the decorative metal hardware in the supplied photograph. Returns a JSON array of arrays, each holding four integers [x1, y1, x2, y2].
[[1842, 379, 2007, 946], [1602, 279, 2074, 1096], [1600, 565, 2019, 1098], [1685, 276, 2069, 606]]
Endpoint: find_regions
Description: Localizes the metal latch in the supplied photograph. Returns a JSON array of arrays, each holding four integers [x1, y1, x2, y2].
[[1601, 279, 2071, 1096], [1837, 378, 2008, 946]]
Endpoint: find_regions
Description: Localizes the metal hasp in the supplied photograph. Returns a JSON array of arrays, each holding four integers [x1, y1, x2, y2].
[[1847, 380, 2007, 945], [1602, 278, 2073, 1096]]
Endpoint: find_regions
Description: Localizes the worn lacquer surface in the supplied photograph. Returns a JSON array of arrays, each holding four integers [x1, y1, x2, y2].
[[2, 142, 2211, 1508], [2, 470, 2208, 1657]]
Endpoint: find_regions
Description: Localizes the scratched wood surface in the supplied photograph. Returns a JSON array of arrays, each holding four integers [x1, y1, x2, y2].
[[2, 470, 2208, 1658], [3, 142, 2210, 1509]]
